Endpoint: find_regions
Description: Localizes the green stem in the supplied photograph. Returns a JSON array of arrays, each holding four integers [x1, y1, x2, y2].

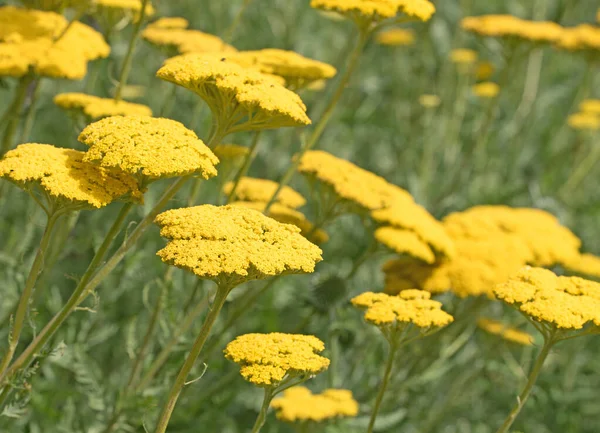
[[251, 387, 275, 433], [221, 0, 253, 43], [153, 285, 231, 433], [263, 29, 369, 213], [0, 178, 188, 401], [494, 335, 555, 433], [1, 74, 35, 157], [0, 210, 62, 377], [18, 79, 42, 143], [366, 339, 397, 433], [226, 131, 262, 204], [558, 140, 600, 197], [114, 0, 150, 102]]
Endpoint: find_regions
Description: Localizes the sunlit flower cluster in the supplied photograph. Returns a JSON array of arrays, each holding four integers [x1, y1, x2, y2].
[[477, 318, 534, 346], [461, 15, 564, 44], [271, 387, 359, 422], [54, 93, 153, 120]]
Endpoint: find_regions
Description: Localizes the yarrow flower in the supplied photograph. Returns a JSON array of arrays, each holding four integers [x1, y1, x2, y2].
[[562, 253, 600, 279], [461, 15, 564, 44], [271, 387, 359, 423], [0, 6, 109, 80], [78, 116, 219, 185], [579, 99, 600, 115], [155, 205, 323, 287], [156, 54, 311, 137], [494, 267, 600, 331], [374, 227, 436, 264], [477, 318, 534, 346], [375, 28, 415, 46], [224, 333, 330, 387], [473, 82, 500, 98], [476, 61, 495, 80], [567, 112, 600, 131], [450, 48, 478, 65], [54, 93, 152, 120], [0, 143, 141, 209], [556, 25, 600, 52], [223, 177, 306, 209], [419, 94, 441, 108], [213, 144, 249, 160]]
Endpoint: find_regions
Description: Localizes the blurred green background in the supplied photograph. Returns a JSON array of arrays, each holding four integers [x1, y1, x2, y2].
[[1, 0, 599, 432]]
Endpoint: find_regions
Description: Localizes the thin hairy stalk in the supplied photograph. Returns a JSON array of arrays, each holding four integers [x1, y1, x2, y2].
[[113, 0, 150, 102], [367, 339, 398, 433], [263, 29, 369, 213], [250, 387, 275, 433], [226, 131, 262, 203], [0, 178, 189, 400], [495, 332, 556, 433], [153, 285, 231, 433], [1, 74, 35, 157], [0, 210, 62, 377]]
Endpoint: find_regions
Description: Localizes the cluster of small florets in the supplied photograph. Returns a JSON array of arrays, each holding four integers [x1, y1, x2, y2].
[[271, 387, 359, 422], [54, 93, 153, 120]]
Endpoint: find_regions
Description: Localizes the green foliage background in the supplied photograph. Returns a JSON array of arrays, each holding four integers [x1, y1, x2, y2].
[[1, 0, 599, 432]]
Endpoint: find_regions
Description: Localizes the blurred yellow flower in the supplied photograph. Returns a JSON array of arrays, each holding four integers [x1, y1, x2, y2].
[[579, 99, 600, 114], [462, 15, 564, 44], [213, 144, 249, 160], [477, 318, 534, 346], [494, 267, 600, 330], [224, 333, 330, 387], [450, 48, 477, 64], [147, 17, 189, 29], [54, 93, 152, 120], [375, 227, 436, 263], [563, 253, 600, 279], [375, 28, 415, 46], [556, 24, 600, 51], [93, 0, 154, 15], [78, 116, 219, 182], [418, 94, 441, 108], [271, 387, 359, 422], [223, 177, 306, 209], [473, 82, 500, 98], [475, 61, 495, 80], [567, 112, 600, 130], [155, 205, 322, 286], [0, 143, 141, 208]]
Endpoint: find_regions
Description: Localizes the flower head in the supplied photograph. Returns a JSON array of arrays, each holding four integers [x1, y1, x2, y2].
[[227, 49, 337, 89], [375, 227, 436, 264], [579, 99, 600, 115], [562, 253, 600, 279], [450, 48, 477, 64], [78, 116, 218, 185], [213, 144, 249, 160], [351, 290, 453, 330], [0, 6, 109, 79], [155, 205, 322, 287], [157, 54, 311, 134], [92, 0, 155, 15], [419, 94, 441, 108], [473, 82, 500, 98], [0, 143, 141, 209], [476, 61, 495, 80], [567, 112, 600, 131], [375, 28, 415, 46], [556, 25, 600, 52], [224, 333, 330, 387], [271, 387, 359, 422], [461, 15, 564, 44], [477, 318, 534, 346], [494, 267, 600, 330], [54, 93, 152, 120], [223, 177, 306, 208]]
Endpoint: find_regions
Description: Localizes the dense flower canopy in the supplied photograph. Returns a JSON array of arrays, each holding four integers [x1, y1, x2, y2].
[[224, 333, 330, 386], [227, 49, 337, 89], [54, 93, 153, 120], [271, 387, 359, 422], [157, 54, 311, 133], [494, 267, 600, 330], [0, 6, 109, 79], [0, 144, 141, 208], [155, 205, 322, 286], [223, 177, 306, 208], [477, 318, 533, 346], [461, 15, 564, 43], [78, 116, 218, 182], [351, 290, 453, 329]]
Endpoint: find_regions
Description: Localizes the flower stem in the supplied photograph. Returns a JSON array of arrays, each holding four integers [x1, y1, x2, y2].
[[494, 334, 555, 433], [0, 210, 62, 377], [227, 131, 262, 203], [221, 0, 253, 44], [153, 284, 231, 433], [251, 387, 275, 433], [19, 79, 42, 143], [263, 29, 369, 213], [558, 142, 600, 198], [0, 178, 188, 401], [1, 74, 35, 157], [113, 0, 150, 102], [367, 339, 397, 433]]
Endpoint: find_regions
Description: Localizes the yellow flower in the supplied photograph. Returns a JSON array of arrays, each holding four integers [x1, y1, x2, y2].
[[54, 93, 152, 120], [475, 61, 495, 80], [78, 116, 218, 183], [92, 0, 155, 15], [557, 25, 600, 51], [418, 94, 441, 108], [157, 54, 311, 134], [226, 49, 337, 90], [477, 318, 534, 346], [461, 15, 564, 44], [224, 333, 330, 387], [271, 387, 359, 422], [231, 201, 329, 245], [142, 20, 236, 55], [473, 82, 500, 98], [375, 28, 416, 46], [146, 17, 189, 29], [310, 0, 435, 27], [223, 177, 306, 209], [562, 253, 600, 279], [567, 112, 600, 130], [0, 143, 141, 209], [382, 256, 451, 294], [494, 267, 600, 330], [450, 48, 478, 64], [351, 290, 453, 329], [155, 205, 323, 286], [213, 144, 249, 160], [375, 227, 436, 264], [0, 6, 109, 79], [579, 99, 600, 114]]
